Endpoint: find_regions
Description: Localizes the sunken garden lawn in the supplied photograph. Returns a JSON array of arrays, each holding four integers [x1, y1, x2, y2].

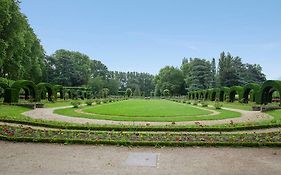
[[1, 79, 281, 147]]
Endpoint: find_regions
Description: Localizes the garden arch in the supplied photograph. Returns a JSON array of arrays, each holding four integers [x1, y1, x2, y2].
[[0, 82, 9, 102], [54, 85, 64, 99], [9, 80, 37, 103], [36, 83, 54, 101], [257, 80, 281, 105], [228, 86, 243, 102], [242, 83, 260, 103], [219, 87, 230, 102], [210, 88, 219, 101]]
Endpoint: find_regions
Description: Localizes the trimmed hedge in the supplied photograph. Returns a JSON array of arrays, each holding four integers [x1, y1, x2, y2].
[[188, 81, 278, 105], [243, 83, 260, 103], [36, 83, 55, 102], [1, 79, 93, 103], [257, 80, 281, 105], [228, 86, 244, 102]]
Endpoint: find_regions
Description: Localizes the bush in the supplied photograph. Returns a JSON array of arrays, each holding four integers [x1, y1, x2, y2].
[[71, 101, 81, 108], [193, 101, 198, 106], [186, 101, 191, 104], [214, 100, 222, 109], [86, 100, 93, 106], [201, 101, 208, 107], [102, 99, 108, 104], [95, 99, 101, 105]]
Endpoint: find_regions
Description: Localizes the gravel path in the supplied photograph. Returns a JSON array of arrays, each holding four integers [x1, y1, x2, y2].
[[1, 141, 281, 175], [22, 106, 273, 126]]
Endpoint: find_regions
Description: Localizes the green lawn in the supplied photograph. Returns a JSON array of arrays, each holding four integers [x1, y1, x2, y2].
[[207, 101, 254, 111], [42, 100, 74, 108], [54, 99, 241, 122], [83, 99, 210, 117]]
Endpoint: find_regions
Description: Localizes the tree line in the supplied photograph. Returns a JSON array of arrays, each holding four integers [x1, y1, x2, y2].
[[0, 0, 266, 98], [155, 52, 266, 96]]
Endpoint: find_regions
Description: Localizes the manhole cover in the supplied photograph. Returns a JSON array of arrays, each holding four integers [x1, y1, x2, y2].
[[124, 153, 159, 167]]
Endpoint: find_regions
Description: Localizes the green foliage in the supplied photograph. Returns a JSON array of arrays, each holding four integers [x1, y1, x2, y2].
[[181, 58, 212, 90], [201, 101, 209, 107], [47, 50, 91, 86], [86, 99, 94, 106], [163, 89, 170, 97], [218, 52, 266, 87], [71, 101, 81, 108], [0, 0, 45, 82], [100, 88, 109, 98], [154, 66, 185, 96], [214, 100, 223, 109], [125, 88, 132, 97], [95, 99, 101, 105]]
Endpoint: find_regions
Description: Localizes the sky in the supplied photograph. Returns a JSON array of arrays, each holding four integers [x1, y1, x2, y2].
[[20, 0, 281, 79]]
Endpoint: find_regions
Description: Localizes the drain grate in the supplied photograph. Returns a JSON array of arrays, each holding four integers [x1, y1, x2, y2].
[[124, 153, 159, 167]]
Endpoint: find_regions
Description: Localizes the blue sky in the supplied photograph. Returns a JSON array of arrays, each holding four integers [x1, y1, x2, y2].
[[20, 0, 281, 79]]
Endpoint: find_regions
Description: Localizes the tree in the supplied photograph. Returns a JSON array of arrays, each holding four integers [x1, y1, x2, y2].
[[0, 0, 45, 82], [183, 58, 212, 91], [90, 60, 108, 79], [163, 89, 170, 97], [133, 86, 141, 96], [50, 49, 91, 86], [218, 52, 266, 87], [125, 88, 132, 97], [155, 66, 185, 95], [210, 58, 217, 88], [218, 52, 240, 87]]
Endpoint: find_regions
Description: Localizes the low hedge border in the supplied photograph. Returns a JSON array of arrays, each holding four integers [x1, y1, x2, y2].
[[1, 117, 281, 132], [1, 136, 281, 147]]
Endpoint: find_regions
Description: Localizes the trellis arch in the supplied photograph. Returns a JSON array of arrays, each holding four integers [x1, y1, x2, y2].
[[36, 83, 54, 101], [242, 83, 260, 103], [257, 80, 281, 105], [228, 86, 243, 102]]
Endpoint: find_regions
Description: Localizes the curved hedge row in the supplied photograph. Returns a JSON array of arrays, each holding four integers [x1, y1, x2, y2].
[[0, 80, 93, 103], [187, 80, 281, 105]]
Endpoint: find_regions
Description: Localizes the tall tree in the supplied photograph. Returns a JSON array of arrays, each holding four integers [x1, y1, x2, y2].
[[0, 0, 45, 82], [154, 66, 185, 95]]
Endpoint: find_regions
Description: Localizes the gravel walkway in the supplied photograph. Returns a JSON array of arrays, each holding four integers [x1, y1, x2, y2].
[[22, 106, 273, 126], [1, 141, 281, 175]]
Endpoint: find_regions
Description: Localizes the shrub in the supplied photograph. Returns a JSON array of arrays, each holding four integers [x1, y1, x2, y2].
[[95, 99, 101, 105], [86, 100, 93, 106], [125, 88, 132, 98], [186, 101, 191, 104], [102, 99, 108, 103], [71, 101, 81, 108], [163, 89, 170, 97], [201, 101, 208, 107], [214, 100, 223, 109], [193, 101, 198, 106]]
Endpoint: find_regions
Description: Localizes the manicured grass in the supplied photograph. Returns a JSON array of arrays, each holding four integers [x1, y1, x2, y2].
[[0, 105, 31, 119], [43, 100, 74, 108], [207, 101, 254, 111], [0, 104, 280, 132], [55, 104, 241, 122], [83, 99, 210, 117]]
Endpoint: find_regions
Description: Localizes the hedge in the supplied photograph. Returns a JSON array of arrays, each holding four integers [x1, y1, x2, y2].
[[256, 80, 281, 105], [228, 86, 244, 102], [242, 83, 261, 103], [36, 83, 55, 102]]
